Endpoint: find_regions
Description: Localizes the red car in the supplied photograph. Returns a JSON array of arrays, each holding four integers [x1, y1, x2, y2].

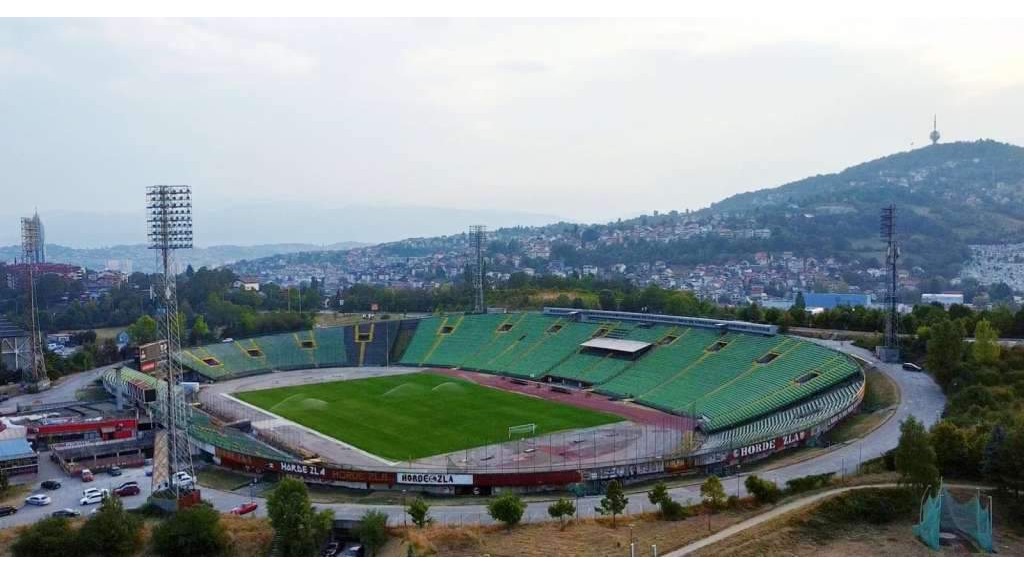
[[114, 484, 141, 497], [230, 502, 258, 516]]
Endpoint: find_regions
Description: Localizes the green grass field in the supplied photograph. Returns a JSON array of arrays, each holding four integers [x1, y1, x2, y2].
[[234, 372, 622, 460]]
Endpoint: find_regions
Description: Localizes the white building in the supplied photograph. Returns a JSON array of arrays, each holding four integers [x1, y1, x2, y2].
[[921, 293, 964, 308]]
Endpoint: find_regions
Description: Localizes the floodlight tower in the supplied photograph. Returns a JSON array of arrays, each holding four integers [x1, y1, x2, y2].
[[469, 225, 487, 313], [877, 204, 900, 363], [145, 185, 197, 504], [21, 213, 48, 388]]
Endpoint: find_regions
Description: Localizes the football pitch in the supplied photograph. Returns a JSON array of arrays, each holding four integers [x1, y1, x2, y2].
[[234, 372, 623, 460]]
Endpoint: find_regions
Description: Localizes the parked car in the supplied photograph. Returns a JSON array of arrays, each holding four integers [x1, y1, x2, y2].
[[114, 484, 141, 497], [145, 467, 153, 477], [322, 542, 340, 557], [41, 479, 62, 490], [0, 505, 17, 517], [171, 471, 195, 489], [902, 362, 923, 372], [51, 508, 81, 518], [117, 480, 139, 490], [80, 488, 110, 506], [81, 469, 95, 482], [230, 502, 258, 516], [338, 544, 364, 557], [25, 494, 52, 506], [107, 466, 123, 477]]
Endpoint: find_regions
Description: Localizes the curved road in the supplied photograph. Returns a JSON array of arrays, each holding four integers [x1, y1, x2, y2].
[[1, 341, 946, 530]]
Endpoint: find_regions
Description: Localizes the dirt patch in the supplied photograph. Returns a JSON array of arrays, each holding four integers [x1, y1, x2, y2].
[[383, 509, 756, 557]]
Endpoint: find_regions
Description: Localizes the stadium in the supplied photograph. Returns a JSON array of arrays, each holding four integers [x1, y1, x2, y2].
[[103, 308, 865, 494]]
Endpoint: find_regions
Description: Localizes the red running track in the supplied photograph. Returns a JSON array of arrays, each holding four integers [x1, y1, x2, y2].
[[430, 368, 694, 431]]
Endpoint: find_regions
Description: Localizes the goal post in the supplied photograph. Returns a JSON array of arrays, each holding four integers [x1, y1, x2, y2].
[[508, 423, 536, 439]]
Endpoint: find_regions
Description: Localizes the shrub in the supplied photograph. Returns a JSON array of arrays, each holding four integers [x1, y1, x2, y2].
[[356, 510, 390, 557], [658, 498, 690, 521], [700, 476, 727, 510], [150, 503, 231, 557], [488, 493, 526, 530], [785, 473, 835, 494], [547, 498, 576, 528], [11, 517, 79, 557], [745, 475, 782, 504], [77, 496, 143, 556], [807, 488, 916, 528], [407, 497, 432, 529]]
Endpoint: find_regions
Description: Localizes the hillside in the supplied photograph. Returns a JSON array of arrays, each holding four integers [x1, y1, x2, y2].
[[0, 242, 369, 274], [233, 140, 1024, 283]]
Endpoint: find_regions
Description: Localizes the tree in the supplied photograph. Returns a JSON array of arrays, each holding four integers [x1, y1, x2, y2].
[[700, 476, 727, 510], [647, 482, 670, 507], [972, 319, 1001, 366], [487, 493, 526, 531], [355, 510, 389, 557], [598, 289, 617, 311], [11, 517, 79, 557], [128, 314, 159, 345], [930, 420, 975, 479], [191, 314, 211, 345], [547, 497, 576, 529], [926, 319, 965, 390], [266, 477, 330, 556], [647, 481, 686, 520], [595, 480, 628, 527], [150, 503, 231, 557], [895, 416, 940, 495], [77, 496, 142, 556], [407, 497, 432, 529]]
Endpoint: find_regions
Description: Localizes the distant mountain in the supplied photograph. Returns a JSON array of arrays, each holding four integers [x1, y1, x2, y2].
[[0, 205, 566, 248], [0, 243, 369, 274]]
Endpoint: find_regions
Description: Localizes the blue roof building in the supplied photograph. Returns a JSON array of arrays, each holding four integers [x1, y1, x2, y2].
[[0, 437, 38, 477], [802, 292, 873, 310]]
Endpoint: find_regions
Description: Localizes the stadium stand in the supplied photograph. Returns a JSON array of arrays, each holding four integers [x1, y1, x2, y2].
[[102, 366, 296, 462], [698, 379, 865, 452], [178, 311, 860, 433], [398, 311, 861, 431], [178, 327, 349, 380]]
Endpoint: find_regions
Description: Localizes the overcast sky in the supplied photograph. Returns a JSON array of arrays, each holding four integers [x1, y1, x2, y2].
[[2, 18, 1024, 245]]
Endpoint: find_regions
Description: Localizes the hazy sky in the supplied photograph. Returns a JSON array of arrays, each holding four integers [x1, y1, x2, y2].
[[2, 18, 1024, 243]]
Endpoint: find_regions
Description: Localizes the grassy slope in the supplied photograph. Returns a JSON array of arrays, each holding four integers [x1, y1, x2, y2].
[[235, 372, 622, 460]]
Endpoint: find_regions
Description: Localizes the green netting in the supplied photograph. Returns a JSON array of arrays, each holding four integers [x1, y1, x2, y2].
[[914, 485, 994, 553]]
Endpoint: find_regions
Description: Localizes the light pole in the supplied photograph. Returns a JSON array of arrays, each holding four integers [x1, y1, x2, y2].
[[402, 489, 408, 527], [628, 523, 635, 557]]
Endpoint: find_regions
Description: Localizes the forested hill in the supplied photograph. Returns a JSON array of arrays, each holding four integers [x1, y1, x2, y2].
[[236, 140, 1024, 280]]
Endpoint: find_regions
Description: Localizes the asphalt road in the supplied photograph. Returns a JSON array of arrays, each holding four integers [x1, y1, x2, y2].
[[1, 341, 946, 531]]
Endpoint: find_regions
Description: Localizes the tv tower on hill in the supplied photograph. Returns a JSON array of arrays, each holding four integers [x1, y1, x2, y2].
[[929, 115, 941, 145]]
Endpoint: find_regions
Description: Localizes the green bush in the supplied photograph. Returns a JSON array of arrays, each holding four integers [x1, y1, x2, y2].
[[150, 503, 231, 557], [809, 488, 915, 527], [11, 517, 79, 557], [488, 493, 526, 530], [745, 475, 781, 504], [785, 473, 835, 495]]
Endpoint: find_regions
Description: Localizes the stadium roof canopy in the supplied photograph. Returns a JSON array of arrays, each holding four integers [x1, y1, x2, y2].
[[580, 337, 652, 355]]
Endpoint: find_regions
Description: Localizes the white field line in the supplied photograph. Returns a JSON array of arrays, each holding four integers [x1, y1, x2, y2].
[[223, 393, 396, 466]]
